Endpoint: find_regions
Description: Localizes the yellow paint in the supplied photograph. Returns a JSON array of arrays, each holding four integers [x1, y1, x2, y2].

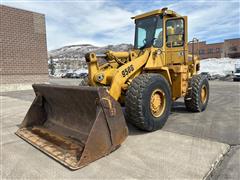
[[86, 8, 199, 102], [150, 89, 166, 117], [109, 50, 150, 100], [132, 9, 181, 20]]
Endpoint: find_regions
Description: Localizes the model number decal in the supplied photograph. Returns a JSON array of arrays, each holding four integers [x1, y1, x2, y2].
[[122, 65, 134, 77]]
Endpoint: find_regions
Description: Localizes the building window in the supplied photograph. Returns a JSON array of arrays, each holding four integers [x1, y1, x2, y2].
[[229, 46, 237, 52], [216, 48, 221, 53], [199, 49, 205, 54], [208, 48, 213, 54]]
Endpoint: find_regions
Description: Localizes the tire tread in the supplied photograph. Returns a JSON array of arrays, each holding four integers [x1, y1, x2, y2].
[[126, 73, 171, 131], [184, 74, 209, 112]]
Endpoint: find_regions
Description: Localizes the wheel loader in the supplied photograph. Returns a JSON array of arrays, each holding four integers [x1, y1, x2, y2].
[[16, 8, 209, 170]]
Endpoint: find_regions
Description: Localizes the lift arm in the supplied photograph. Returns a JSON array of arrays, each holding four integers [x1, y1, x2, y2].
[[109, 50, 150, 100]]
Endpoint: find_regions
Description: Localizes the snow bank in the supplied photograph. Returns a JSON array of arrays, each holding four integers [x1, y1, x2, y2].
[[200, 58, 240, 76]]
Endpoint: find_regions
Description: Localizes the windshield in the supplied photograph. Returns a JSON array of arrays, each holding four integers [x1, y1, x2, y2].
[[236, 69, 240, 73], [134, 16, 163, 49]]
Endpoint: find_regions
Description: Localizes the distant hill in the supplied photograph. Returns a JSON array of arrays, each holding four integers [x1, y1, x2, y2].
[[48, 43, 133, 59]]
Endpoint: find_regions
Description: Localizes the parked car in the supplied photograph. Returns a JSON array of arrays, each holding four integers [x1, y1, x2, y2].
[[80, 73, 88, 78], [73, 69, 88, 78], [233, 70, 240, 81], [72, 73, 81, 78], [62, 72, 73, 78]]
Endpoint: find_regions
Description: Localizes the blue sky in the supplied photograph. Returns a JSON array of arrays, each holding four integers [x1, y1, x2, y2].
[[2, 0, 240, 50]]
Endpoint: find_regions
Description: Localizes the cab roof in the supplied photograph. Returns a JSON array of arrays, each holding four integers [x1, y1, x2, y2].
[[131, 8, 181, 20]]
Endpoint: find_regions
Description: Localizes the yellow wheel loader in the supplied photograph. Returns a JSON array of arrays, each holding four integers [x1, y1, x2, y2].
[[16, 8, 209, 170]]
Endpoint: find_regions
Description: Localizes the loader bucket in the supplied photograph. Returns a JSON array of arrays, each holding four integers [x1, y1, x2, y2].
[[16, 84, 128, 170]]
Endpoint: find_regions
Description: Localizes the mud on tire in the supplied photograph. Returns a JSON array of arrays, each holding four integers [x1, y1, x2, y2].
[[125, 73, 171, 131]]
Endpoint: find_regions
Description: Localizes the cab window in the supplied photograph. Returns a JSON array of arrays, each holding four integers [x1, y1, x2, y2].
[[153, 19, 163, 48], [166, 19, 184, 47], [136, 28, 147, 48], [134, 16, 163, 49]]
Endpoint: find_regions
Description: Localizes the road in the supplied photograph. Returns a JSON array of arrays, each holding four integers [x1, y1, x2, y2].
[[1, 80, 239, 179]]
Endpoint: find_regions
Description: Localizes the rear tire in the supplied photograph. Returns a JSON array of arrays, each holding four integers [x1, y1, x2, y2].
[[184, 74, 209, 112], [125, 73, 171, 131]]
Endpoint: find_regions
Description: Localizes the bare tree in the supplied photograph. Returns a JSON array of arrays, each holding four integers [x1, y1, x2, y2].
[[48, 56, 55, 75]]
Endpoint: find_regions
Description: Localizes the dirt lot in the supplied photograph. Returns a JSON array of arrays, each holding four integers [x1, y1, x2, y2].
[[1, 80, 239, 179]]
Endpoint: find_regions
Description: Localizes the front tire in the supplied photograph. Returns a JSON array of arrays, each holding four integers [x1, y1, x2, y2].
[[125, 73, 171, 131], [184, 74, 209, 112]]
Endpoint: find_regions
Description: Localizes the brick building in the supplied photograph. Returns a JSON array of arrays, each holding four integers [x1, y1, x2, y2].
[[188, 38, 240, 59], [0, 5, 48, 84], [222, 38, 240, 58]]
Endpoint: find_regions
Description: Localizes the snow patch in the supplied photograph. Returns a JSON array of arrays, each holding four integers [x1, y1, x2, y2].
[[200, 58, 240, 76]]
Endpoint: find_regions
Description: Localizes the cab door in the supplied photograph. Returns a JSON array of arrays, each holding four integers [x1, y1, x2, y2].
[[164, 16, 188, 65]]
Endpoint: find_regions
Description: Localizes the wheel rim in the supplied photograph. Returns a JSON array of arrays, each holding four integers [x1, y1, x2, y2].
[[150, 89, 166, 118], [201, 85, 207, 104]]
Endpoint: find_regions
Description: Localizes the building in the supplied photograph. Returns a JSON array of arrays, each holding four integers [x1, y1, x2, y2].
[[188, 38, 240, 59], [0, 5, 48, 85], [222, 38, 240, 58]]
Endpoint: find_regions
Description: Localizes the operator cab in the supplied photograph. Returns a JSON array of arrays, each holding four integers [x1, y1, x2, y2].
[[133, 8, 185, 50]]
